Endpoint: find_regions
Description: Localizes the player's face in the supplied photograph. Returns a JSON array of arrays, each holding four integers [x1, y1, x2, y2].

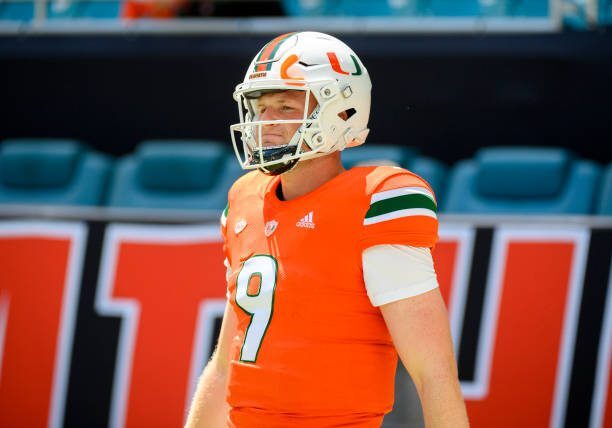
[[255, 90, 317, 147]]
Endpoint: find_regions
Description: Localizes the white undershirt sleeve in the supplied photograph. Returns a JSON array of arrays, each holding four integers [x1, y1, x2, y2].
[[362, 245, 439, 307]]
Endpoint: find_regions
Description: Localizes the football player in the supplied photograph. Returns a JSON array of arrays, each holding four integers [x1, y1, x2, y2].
[[186, 31, 469, 428]]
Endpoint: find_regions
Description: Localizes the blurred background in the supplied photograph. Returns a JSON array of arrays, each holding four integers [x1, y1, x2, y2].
[[0, 1, 611, 428]]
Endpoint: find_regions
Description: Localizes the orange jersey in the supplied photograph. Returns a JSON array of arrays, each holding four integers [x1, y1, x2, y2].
[[222, 166, 438, 427]]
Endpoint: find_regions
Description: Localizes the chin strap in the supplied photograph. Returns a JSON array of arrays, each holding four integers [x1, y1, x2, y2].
[[251, 146, 300, 175]]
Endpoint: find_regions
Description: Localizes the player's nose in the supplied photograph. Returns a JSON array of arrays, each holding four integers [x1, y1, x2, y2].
[[259, 106, 282, 123], [259, 108, 272, 121]]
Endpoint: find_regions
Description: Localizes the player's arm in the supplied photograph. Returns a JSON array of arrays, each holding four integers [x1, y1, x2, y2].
[[380, 288, 468, 427], [363, 244, 469, 427], [185, 298, 237, 428]]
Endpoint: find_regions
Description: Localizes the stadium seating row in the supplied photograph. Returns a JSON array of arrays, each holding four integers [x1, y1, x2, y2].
[[0, 0, 554, 21], [282, 0, 549, 18], [0, 138, 610, 214], [0, 0, 119, 21], [283, 0, 612, 27], [2, 0, 610, 27]]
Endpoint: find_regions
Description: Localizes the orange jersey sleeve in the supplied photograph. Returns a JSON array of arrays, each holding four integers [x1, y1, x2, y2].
[[359, 166, 439, 250]]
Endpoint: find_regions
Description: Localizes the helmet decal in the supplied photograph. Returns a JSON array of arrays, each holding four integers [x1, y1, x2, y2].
[[253, 32, 297, 72], [248, 71, 267, 80], [280, 54, 305, 85], [326, 52, 350, 75], [350, 55, 363, 76], [327, 52, 363, 76]]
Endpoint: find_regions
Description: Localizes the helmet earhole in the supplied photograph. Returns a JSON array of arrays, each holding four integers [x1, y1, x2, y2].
[[338, 108, 356, 121]]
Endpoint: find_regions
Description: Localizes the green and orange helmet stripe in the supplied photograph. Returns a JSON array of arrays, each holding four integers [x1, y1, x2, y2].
[[254, 32, 297, 72]]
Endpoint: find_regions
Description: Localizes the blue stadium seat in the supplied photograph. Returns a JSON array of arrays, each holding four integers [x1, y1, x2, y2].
[[0, 1, 34, 20], [509, 0, 548, 17], [342, 145, 446, 201], [443, 147, 601, 214], [107, 140, 244, 211], [46, 0, 79, 18], [335, 0, 425, 16], [342, 145, 418, 169], [281, 0, 338, 16], [409, 156, 447, 202], [46, 0, 120, 18], [75, 0, 120, 18], [562, 0, 609, 29], [603, 0, 612, 23], [597, 164, 612, 215], [426, 0, 481, 16], [0, 138, 111, 206], [425, 0, 548, 17]]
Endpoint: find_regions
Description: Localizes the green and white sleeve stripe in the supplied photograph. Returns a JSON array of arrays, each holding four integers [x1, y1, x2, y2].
[[364, 186, 437, 225], [220, 205, 228, 228]]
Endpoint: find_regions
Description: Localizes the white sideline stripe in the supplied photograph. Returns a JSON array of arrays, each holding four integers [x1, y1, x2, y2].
[[364, 208, 437, 225], [370, 186, 435, 205]]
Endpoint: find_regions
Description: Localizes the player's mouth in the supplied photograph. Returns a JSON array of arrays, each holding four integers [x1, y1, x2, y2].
[[260, 133, 285, 146]]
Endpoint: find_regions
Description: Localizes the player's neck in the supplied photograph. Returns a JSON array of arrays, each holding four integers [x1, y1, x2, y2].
[[278, 153, 344, 201]]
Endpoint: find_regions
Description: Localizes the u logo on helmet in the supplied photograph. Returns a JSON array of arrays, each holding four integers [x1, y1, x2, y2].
[[327, 52, 363, 76], [280, 54, 305, 86]]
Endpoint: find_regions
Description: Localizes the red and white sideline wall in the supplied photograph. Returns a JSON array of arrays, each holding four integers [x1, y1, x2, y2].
[[0, 210, 610, 428]]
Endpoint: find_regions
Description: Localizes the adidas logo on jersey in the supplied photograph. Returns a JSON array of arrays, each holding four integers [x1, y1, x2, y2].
[[296, 212, 315, 229]]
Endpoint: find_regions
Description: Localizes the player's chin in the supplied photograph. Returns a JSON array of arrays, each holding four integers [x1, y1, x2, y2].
[[259, 136, 287, 147]]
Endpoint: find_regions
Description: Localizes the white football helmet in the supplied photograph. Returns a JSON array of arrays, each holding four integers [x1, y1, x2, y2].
[[230, 31, 372, 175]]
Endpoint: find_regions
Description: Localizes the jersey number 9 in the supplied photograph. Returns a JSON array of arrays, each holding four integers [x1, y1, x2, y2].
[[235, 255, 278, 362]]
